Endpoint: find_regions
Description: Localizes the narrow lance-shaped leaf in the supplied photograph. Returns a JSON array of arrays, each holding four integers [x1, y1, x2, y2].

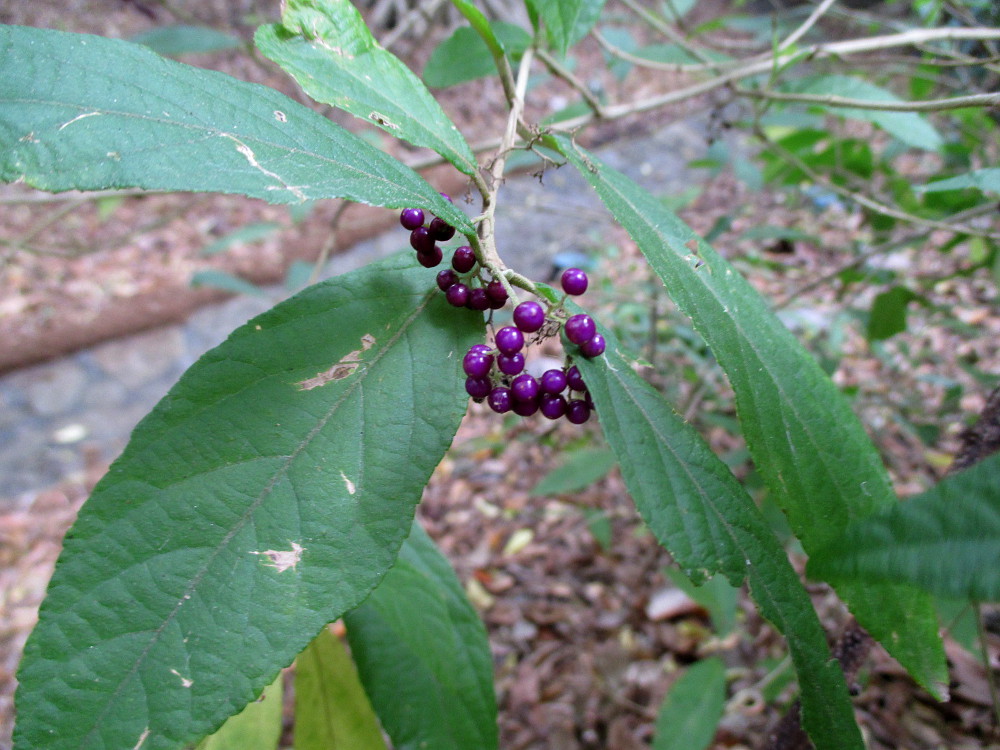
[[0, 25, 469, 231], [13, 253, 483, 750], [557, 136, 948, 698], [808, 453, 1000, 601], [255, 0, 478, 176], [574, 332, 863, 750], [344, 521, 499, 750]]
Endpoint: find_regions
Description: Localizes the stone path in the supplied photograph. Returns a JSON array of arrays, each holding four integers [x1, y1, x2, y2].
[[0, 121, 709, 507]]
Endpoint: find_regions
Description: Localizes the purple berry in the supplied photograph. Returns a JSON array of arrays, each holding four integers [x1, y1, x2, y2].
[[540, 369, 567, 394], [485, 280, 508, 309], [510, 373, 540, 402], [495, 326, 524, 355], [410, 227, 436, 253], [539, 393, 567, 420], [430, 217, 455, 241], [580, 333, 606, 358], [445, 283, 470, 307], [439, 192, 453, 203], [564, 314, 596, 345], [566, 365, 586, 392], [400, 208, 424, 230], [566, 399, 591, 424], [417, 246, 443, 268], [469, 343, 493, 356], [488, 386, 512, 414], [561, 268, 589, 295], [497, 352, 525, 376], [513, 301, 546, 333], [466, 287, 490, 311], [465, 376, 491, 399], [436, 269, 458, 291], [512, 398, 539, 417], [463, 349, 493, 378], [452, 246, 476, 273]]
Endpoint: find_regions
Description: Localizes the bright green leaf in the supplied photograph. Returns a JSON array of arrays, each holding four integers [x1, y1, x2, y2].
[[530, 447, 617, 495], [529, 0, 607, 55], [782, 75, 943, 151], [652, 658, 726, 750], [13, 253, 483, 750], [196, 673, 283, 750], [574, 330, 863, 750], [556, 136, 947, 698], [0, 26, 467, 231], [255, 0, 478, 176], [808, 454, 1000, 602], [663, 568, 739, 637], [919, 168, 1000, 194], [867, 285, 917, 341], [345, 522, 499, 750], [423, 23, 531, 88], [294, 628, 387, 750], [129, 25, 242, 56]]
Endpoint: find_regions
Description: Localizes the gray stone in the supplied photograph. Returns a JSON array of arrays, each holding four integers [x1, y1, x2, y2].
[[92, 327, 185, 389], [22, 360, 88, 417]]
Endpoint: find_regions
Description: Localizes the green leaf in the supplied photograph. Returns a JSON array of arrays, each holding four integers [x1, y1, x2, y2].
[[293, 628, 387, 750], [808, 454, 1000, 602], [651, 658, 726, 750], [196, 673, 283, 750], [0, 25, 468, 232], [423, 23, 531, 88], [255, 0, 478, 176], [555, 136, 947, 697], [344, 521, 498, 750], [529, 0, 607, 55], [200, 222, 283, 256], [867, 285, 917, 342], [14, 253, 483, 750], [129, 25, 242, 56], [782, 75, 943, 152], [190, 268, 265, 296], [574, 332, 863, 750], [919, 168, 1000, 194], [530, 447, 617, 495], [663, 568, 739, 637]]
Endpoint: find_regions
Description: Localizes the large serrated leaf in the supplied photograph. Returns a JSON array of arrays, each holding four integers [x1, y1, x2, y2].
[[808, 453, 1000, 601], [556, 136, 947, 698], [13, 253, 483, 750], [344, 521, 499, 750], [255, 0, 478, 176], [528, 0, 607, 55], [574, 335, 862, 750], [0, 25, 468, 231]]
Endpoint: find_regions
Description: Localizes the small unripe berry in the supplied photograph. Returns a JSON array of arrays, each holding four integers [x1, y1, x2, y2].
[[497, 352, 525, 376], [488, 387, 512, 414], [466, 287, 490, 311], [540, 369, 567, 394], [445, 283, 470, 307], [580, 333, 606, 358], [451, 246, 476, 273], [436, 269, 458, 291], [566, 399, 591, 424], [400, 208, 424, 230], [465, 376, 491, 399], [429, 217, 455, 241], [561, 268, 589, 296], [513, 301, 546, 333], [564, 314, 596, 345], [495, 326, 524, 355], [485, 280, 508, 309], [410, 227, 436, 254], [417, 246, 442, 268]]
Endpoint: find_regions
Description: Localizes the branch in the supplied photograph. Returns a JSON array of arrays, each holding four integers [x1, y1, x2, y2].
[[535, 48, 607, 117], [740, 88, 1000, 112], [777, 0, 837, 52]]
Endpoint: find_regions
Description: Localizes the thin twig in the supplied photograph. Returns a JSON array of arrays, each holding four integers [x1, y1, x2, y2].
[[616, 0, 723, 68], [535, 48, 606, 117], [740, 88, 1000, 112], [592, 29, 740, 73], [777, 0, 837, 52]]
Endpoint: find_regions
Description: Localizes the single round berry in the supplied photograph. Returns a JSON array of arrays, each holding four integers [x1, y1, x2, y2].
[[467, 287, 490, 311], [400, 207, 424, 230], [445, 283, 470, 307], [488, 386, 512, 414], [564, 314, 597, 345], [561, 268, 589, 296], [512, 398, 539, 417], [495, 326, 524, 355], [436, 269, 458, 291], [580, 333, 606, 358], [566, 365, 586, 392], [429, 217, 455, 241], [540, 369, 568, 394], [510, 373, 540, 403], [462, 349, 493, 378], [539, 393, 567, 420], [465, 376, 492, 399], [566, 399, 591, 424], [410, 227, 436, 253], [497, 352, 525, 376], [485, 280, 508, 309], [469, 343, 493, 356], [416, 246, 442, 268], [513, 301, 546, 333], [451, 246, 477, 273]]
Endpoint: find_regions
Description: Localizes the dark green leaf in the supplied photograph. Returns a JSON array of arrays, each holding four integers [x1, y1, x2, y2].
[[293, 628, 387, 750], [574, 333, 863, 749], [652, 658, 725, 750], [0, 26, 468, 231], [345, 521, 498, 750], [556, 136, 947, 698], [14, 253, 483, 750], [255, 0, 478, 176], [129, 25, 242, 56], [808, 454, 1000, 602], [423, 23, 531, 88], [867, 285, 916, 342], [196, 673, 283, 750], [530, 447, 617, 495], [529, 0, 607, 55]]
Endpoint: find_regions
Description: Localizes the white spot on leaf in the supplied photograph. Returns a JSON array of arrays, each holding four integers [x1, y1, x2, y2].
[[170, 669, 193, 688], [58, 111, 101, 131], [341, 471, 356, 495], [252, 542, 305, 573], [274, 110, 287, 122], [297, 333, 376, 390]]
